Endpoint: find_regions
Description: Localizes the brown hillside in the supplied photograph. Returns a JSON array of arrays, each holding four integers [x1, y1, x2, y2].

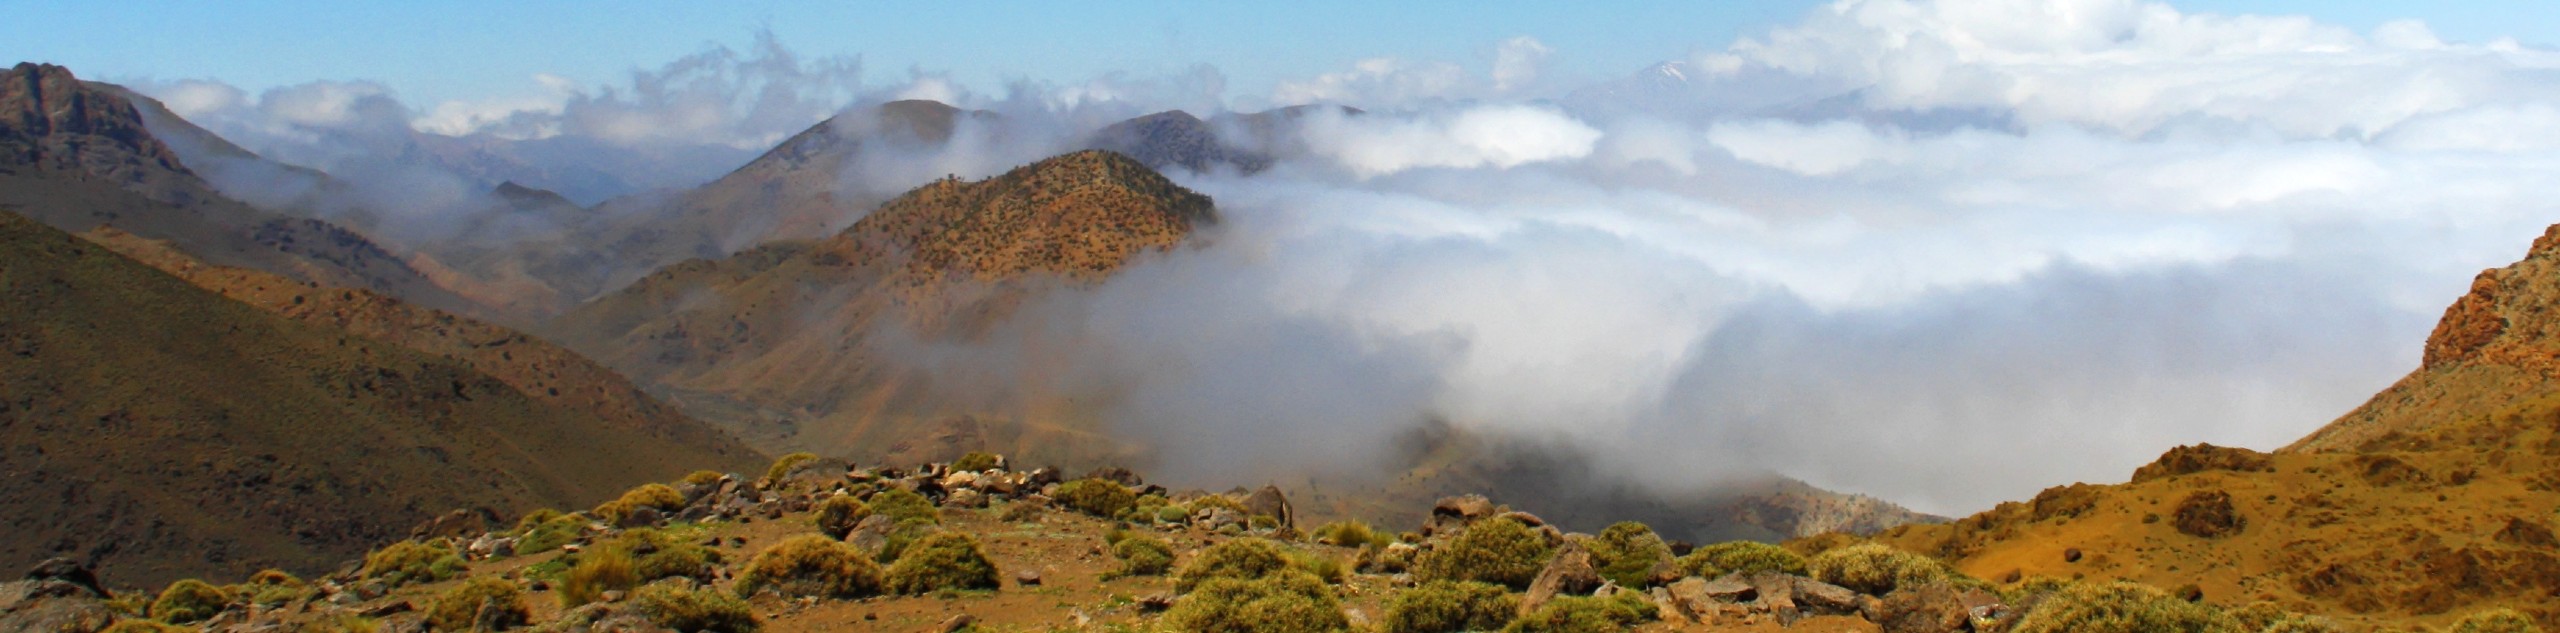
[[1866, 224, 2560, 630], [554, 149, 1209, 464], [0, 62, 481, 316], [0, 209, 756, 588], [77, 225, 757, 459]]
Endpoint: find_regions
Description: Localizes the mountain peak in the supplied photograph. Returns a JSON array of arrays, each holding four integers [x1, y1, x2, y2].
[[818, 148, 1215, 284], [1, 61, 188, 180]]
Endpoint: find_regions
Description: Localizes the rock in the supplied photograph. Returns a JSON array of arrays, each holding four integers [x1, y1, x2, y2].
[[937, 614, 976, 633], [22, 559, 102, 598], [2173, 490, 2245, 538], [1197, 507, 1246, 532], [2062, 548, 2083, 563], [615, 506, 665, 529], [1866, 584, 1996, 633], [940, 472, 979, 490], [775, 457, 852, 492], [1520, 540, 1603, 617], [1015, 570, 1042, 587], [1793, 578, 1861, 615], [1432, 495, 1498, 521], [1084, 466, 1142, 487], [1497, 511, 1547, 528], [1137, 594, 1175, 612], [601, 590, 627, 603], [1242, 486, 1294, 529], [1694, 575, 1758, 603], [944, 489, 988, 509], [360, 601, 414, 617], [1650, 587, 1691, 625], [409, 508, 495, 541], [1025, 467, 1063, 487]]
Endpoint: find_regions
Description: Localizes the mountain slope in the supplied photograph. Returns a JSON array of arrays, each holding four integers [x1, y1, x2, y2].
[[554, 149, 1211, 462], [0, 62, 480, 316], [0, 209, 757, 588], [1868, 224, 2560, 629]]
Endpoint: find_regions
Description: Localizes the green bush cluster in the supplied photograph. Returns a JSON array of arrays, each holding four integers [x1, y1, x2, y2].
[[631, 580, 759, 633], [360, 540, 466, 586], [734, 535, 884, 599], [885, 532, 1001, 594], [513, 512, 587, 556], [1806, 543, 1958, 596], [680, 470, 726, 487], [1501, 592, 1656, 633], [950, 451, 1001, 472], [593, 483, 686, 524], [866, 488, 939, 525], [761, 452, 819, 487], [426, 577, 528, 632], [558, 529, 722, 607], [1677, 540, 1808, 578], [813, 495, 872, 539], [2008, 580, 2240, 633], [1165, 571, 1349, 633], [243, 568, 309, 606], [874, 518, 944, 563], [1107, 532, 1176, 579], [1177, 538, 1297, 592], [1588, 522, 1673, 588], [1311, 520, 1392, 548], [102, 621, 193, 633], [1414, 518, 1555, 590], [1381, 580, 1517, 633], [1054, 478, 1139, 519], [148, 579, 229, 624], [2450, 609, 2546, 633]]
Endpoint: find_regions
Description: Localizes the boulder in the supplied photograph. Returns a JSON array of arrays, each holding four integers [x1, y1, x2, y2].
[[1865, 584, 1998, 633], [1520, 540, 1603, 617], [775, 457, 852, 492], [1242, 486, 1294, 528], [1793, 578, 1862, 615], [615, 506, 665, 529], [1084, 466, 1142, 487], [0, 561, 114, 633], [1024, 467, 1063, 487], [1432, 495, 1498, 520], [23, 559, 102, 598], [943, 489, 988, 509]]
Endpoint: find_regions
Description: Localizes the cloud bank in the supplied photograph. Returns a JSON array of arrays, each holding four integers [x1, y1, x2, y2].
[[118, 0, 2560, 515]]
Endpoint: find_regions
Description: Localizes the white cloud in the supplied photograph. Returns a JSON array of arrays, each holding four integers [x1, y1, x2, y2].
[[1299, 105, 1602, 177]]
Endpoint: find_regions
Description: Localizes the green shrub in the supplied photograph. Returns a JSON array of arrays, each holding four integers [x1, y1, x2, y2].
[[1589, 522, 1673, 588], [594, 483, 686, 523], [1109, 533, 1177, 579], [631, 579, 759, 633], [1414, 518, 1555, 590], [2258, 615, 2344, 633], [1677, 540, 1808, 578], [559, 547, 638, 607], [1055, 478, 1139, 519], [1155, 506, 1190, 524], [1381, 580, 1517, 633], [1502, 592, 1655, 633], [1358, 542, 1418, 574], [513, 513, 587, 555], [814, 495, 872, 539], [1166, 571, 1348, 633], [866, 488, 939, 525], [1176, 538, 1297, 592], [885, 532, 1002, 594], [874, 518, 943, 563], [426, 577, 527, 632], [2451, 609, 2545, 633], [1310, 520, 1392, 548], [561, 527, 726, 606], [360, 541, 466, 586], [2008, 581, 2242, 633], [735, 535, 885, 599], [243, 569, 309, 606], [951, 452, 1001, 472], [762, 452, 819, 486], [680, 470, 725, 487], [1807, 543, 1958, 596], [148, 579, 229, 624], [1186, 494, 1248, 515]]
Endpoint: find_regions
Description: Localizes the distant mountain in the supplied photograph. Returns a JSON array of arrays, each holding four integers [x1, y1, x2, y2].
[[0, 209, 759, 588], [0, 62, 480, 316], [1871, 222, 2560, 629], [552, 149, 1212, 464]]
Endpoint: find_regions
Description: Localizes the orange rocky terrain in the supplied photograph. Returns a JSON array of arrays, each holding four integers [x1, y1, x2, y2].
[[1865, 221, 2560, 630]]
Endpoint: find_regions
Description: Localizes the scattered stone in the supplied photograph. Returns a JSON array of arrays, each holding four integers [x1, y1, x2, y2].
[[937, 614, 976, 633], [1520, 539, 1603, 616], [1015, 570, 1042, 587], [1694, 575, 1758, 603], [2063, 548, 2083, 563], [1242, 486, 1294, 529]]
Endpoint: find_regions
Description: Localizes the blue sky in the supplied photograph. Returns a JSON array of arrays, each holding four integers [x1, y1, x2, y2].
[[10, 1, 2556, 108]]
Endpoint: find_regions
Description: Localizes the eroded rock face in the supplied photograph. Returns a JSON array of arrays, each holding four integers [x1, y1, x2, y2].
[[0, 558, 116, 633], [2173, 490, 2245, 538], [1242, 486, 1293, 528], [1520, 540, 1602, 616]]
